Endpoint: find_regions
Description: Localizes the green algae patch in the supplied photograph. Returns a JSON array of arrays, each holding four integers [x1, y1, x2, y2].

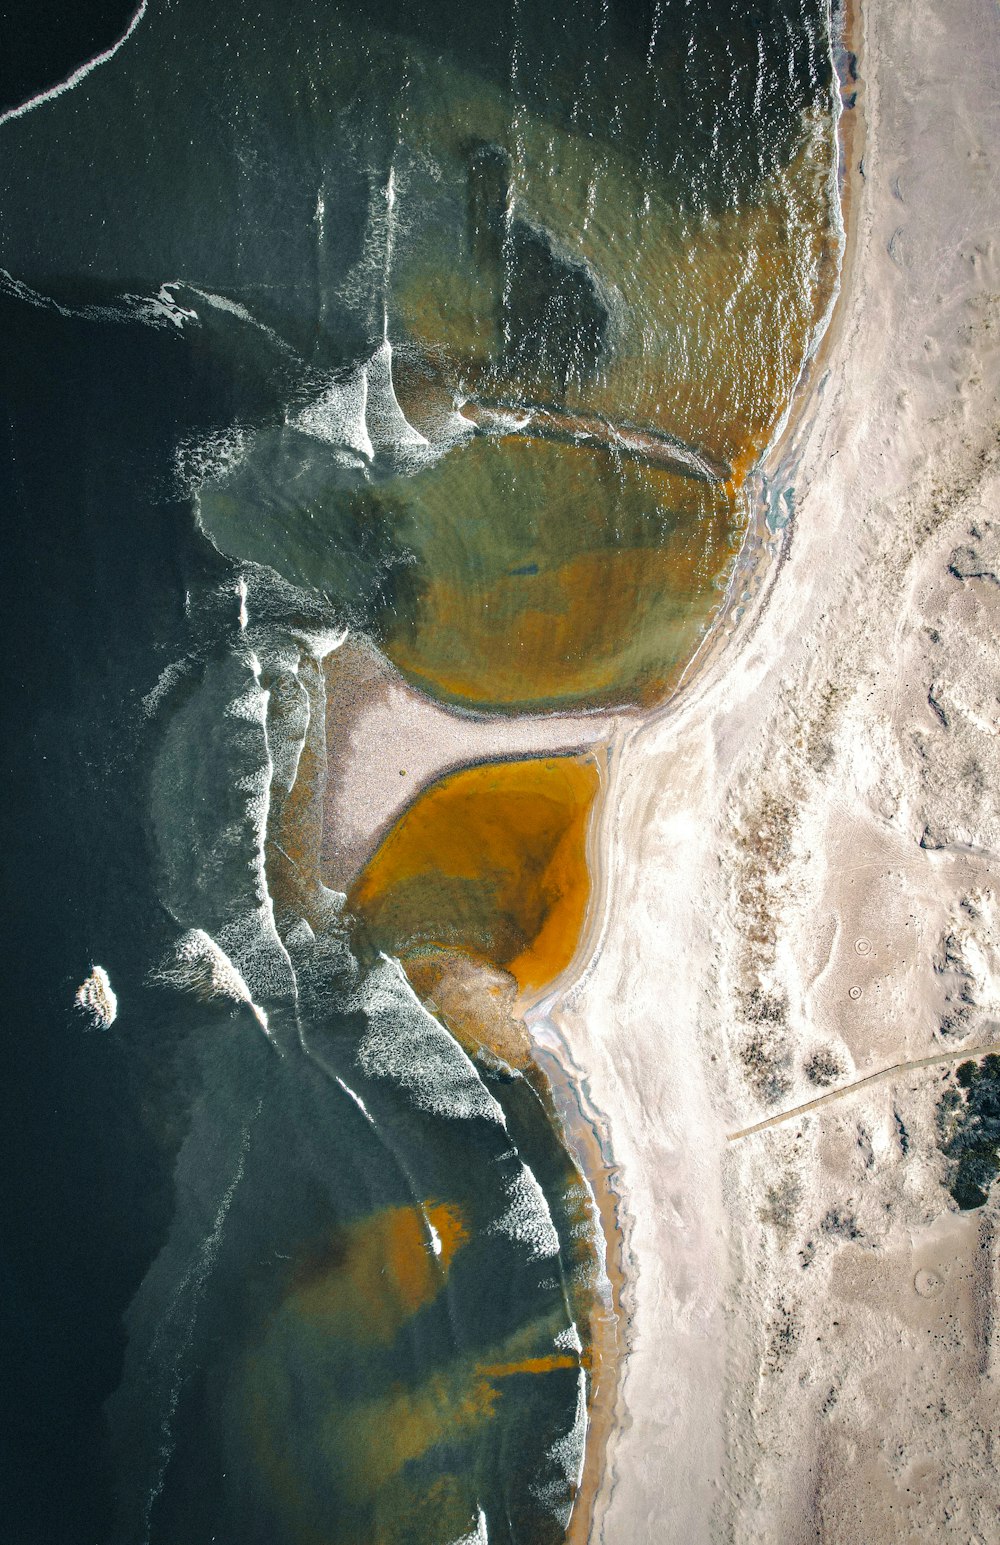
[[376, 438, 742, 710]]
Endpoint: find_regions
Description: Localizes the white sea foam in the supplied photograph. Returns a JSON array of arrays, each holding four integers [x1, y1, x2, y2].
[[292, 366, 373, 463], [0, 3, 149, 127], [154, 615, 342, 1046], [168, 304, 468, 500], [297, 624, 349, 660], [153, 928, 269, 1032], [226, 656, 267, 722], [141, 656, 197, 719], [183, 286, 291, 353], [293, 334, 433, 469], [75, 964, 118, 1028], [145, 283, 198, 329], [283, 917, 316, 952], [532, 1368, 588, 1522], [555, 1322, 583, 1354], [429, 401, 479, 448], [187, 288, 257, 324], [262, 655, 310, 805], [174, 424, 257, 494], [216, 907, 295, 1030], [365, 337, 428, 451], [0, 267, 187, 331], [468, 403, 535, 436], [335, 1075, 376, 1126], [3, 268, 225, 345], [488, 1164, 562, 1261], [426, 1214, 443, 1257], [355, 957, 506, 1126], [449, 1507, 489, 1545]]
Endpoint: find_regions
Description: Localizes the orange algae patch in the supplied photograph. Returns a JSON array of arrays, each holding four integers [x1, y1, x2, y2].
[[348, 755, 600, 997], [390, 541, 733, 709], [291, 1200, 468, 1345], [477, 1353, 579, 1379]]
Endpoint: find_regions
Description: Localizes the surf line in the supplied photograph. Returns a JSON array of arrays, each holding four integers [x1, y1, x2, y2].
[[0, 2, 149, 127], [728, 1042, 1000, 1142]]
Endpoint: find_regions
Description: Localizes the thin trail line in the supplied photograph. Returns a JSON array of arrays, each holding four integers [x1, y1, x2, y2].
[[727, 1042, 1000, 1141]]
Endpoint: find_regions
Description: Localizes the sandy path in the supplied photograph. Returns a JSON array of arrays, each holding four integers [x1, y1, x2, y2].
[[729, 1044, 1000, 1144], [549, 1, 1000, 1539]]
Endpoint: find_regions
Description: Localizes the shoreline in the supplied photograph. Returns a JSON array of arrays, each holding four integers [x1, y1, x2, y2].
[[313, 4, 868, 1534], [525, 11, 867, 1531], [532, 1029, 631, 1545], [547, 0, 1000, 1536], [646, 0, 864, 727]]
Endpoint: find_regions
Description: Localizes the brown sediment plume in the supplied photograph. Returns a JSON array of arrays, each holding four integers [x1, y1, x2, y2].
[[241, 1350, 502, 1537], [377, 94, 843, 716], [231, 1202, 505, 1542], [646, 2, 866, 715], [347, 753, 600, 999], [478, 1353, 580, 1379], [238, 1255, 587, 1541], [290, 1200, 469, 1345], [335, 1369, 501, 1502], [395, 104, 838, 480]]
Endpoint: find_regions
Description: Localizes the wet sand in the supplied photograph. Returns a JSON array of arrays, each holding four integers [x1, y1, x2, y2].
[[320, 637, 624, 892]]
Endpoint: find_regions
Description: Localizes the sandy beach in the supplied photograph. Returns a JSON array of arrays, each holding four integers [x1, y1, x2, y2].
[[547, 0, 1000, 1538]]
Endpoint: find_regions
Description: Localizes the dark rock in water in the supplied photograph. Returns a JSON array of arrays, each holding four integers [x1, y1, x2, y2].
[[503, 216, 609, 397], [468, 140, 609, 397], [468, 141, 513, 267]]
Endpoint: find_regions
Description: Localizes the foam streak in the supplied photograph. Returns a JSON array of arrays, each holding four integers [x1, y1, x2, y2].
[[0, 4, 149, 128]]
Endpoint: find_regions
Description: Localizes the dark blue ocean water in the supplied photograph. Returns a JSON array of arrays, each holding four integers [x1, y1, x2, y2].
[[0, 280, 597, 1545], [1, 3, 839, 1540]]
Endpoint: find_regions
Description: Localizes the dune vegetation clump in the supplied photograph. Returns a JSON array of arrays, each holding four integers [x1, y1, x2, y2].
[[937, 1054, 1000, 1210]]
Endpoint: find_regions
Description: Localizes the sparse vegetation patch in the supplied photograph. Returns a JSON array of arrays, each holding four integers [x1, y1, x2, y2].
[[936, 1054, 1000, 1209]]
